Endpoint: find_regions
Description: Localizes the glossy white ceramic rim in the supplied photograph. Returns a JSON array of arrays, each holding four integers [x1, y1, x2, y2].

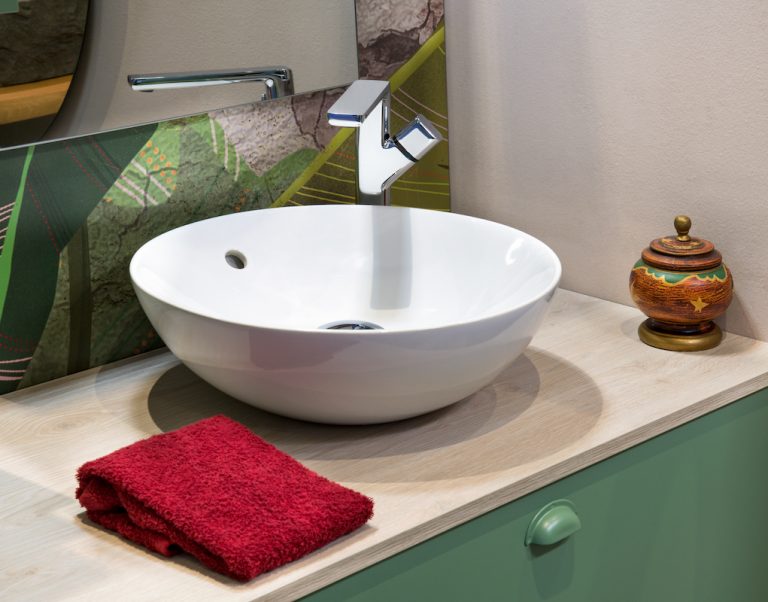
[[130, 205, 562, 335]]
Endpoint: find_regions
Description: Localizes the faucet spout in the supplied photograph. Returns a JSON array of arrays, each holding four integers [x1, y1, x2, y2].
[[328, 80, 442, 205], [327, 80, 390, 127], [127, 67, 294, 100]]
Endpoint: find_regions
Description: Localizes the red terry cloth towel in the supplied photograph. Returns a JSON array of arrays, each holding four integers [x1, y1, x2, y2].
[[76, 415, 373, 581]]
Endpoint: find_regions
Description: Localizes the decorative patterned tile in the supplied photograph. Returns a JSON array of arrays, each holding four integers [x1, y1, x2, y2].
[[0, 1, 449, 392]]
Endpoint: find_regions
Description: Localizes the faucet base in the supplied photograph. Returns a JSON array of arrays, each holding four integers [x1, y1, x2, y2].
[[356, 190, 390, 205]]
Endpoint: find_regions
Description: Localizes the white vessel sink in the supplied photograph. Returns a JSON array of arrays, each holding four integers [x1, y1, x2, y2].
[[130, 205, 561, 424]]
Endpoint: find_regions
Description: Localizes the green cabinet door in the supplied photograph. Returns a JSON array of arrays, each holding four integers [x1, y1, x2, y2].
[[303, 388, 768, 601]]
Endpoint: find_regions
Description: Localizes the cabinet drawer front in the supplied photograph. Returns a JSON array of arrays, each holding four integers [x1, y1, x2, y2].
[[303, 388, 768, 601]]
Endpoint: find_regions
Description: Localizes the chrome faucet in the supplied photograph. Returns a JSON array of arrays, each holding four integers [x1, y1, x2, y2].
[[127, 67, 294, 100], [327, 80, 442, 205]]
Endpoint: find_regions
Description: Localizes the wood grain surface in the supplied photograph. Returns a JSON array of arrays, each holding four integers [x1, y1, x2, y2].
[[3, 289, 768, 601]]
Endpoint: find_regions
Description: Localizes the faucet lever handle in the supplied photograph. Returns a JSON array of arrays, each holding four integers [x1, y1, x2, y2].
[[328, 80, 390, 126], [391, 115, 443, 162]]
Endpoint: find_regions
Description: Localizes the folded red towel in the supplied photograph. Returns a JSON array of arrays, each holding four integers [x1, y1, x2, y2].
[[76, 415, 373, 581]]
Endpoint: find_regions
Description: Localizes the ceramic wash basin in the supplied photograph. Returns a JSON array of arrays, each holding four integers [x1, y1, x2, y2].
[[130, 205, 561, 424]]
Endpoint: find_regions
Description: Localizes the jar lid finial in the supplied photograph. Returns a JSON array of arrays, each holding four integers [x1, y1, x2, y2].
[[674, 215, 692, 242]]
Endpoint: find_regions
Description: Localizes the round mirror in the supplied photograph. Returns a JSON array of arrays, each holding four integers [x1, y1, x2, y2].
[[0, 0, 89, 148]]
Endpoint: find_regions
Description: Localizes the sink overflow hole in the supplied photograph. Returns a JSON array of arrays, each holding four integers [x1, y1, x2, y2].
[[320, 320, 383, 331], [225, 250, 247, 269]]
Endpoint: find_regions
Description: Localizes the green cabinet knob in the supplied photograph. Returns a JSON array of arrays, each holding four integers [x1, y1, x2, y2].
[[524, 499, 581, 546]]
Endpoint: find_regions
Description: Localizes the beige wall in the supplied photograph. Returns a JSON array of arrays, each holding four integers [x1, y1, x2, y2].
[[48, 0, 358, 139], [445, 0, 768, 340]]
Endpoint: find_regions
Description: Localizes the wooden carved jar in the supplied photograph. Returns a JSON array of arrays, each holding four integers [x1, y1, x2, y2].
[[629, 215, 733, 351]]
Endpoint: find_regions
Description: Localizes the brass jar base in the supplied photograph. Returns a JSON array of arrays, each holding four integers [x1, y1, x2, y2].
[[638, 319, 722, 352]]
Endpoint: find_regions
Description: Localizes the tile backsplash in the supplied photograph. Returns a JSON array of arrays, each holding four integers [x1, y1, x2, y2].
[[0, 0, 449, 393]]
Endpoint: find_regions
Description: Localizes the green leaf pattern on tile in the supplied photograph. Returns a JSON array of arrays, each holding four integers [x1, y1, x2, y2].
[[20, 115, 318, 388]]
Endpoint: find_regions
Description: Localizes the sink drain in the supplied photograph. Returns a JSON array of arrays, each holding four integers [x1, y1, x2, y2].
[[319, 320, 383, 331]]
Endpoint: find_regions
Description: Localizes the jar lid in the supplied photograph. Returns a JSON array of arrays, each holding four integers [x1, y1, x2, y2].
[[641, 215, 722, 271]]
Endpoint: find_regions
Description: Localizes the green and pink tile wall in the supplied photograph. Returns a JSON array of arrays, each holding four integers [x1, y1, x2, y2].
[[0, 0, 449, 393]]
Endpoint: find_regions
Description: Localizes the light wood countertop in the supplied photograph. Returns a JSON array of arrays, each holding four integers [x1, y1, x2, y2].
[[3, 289, 768, 601]]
